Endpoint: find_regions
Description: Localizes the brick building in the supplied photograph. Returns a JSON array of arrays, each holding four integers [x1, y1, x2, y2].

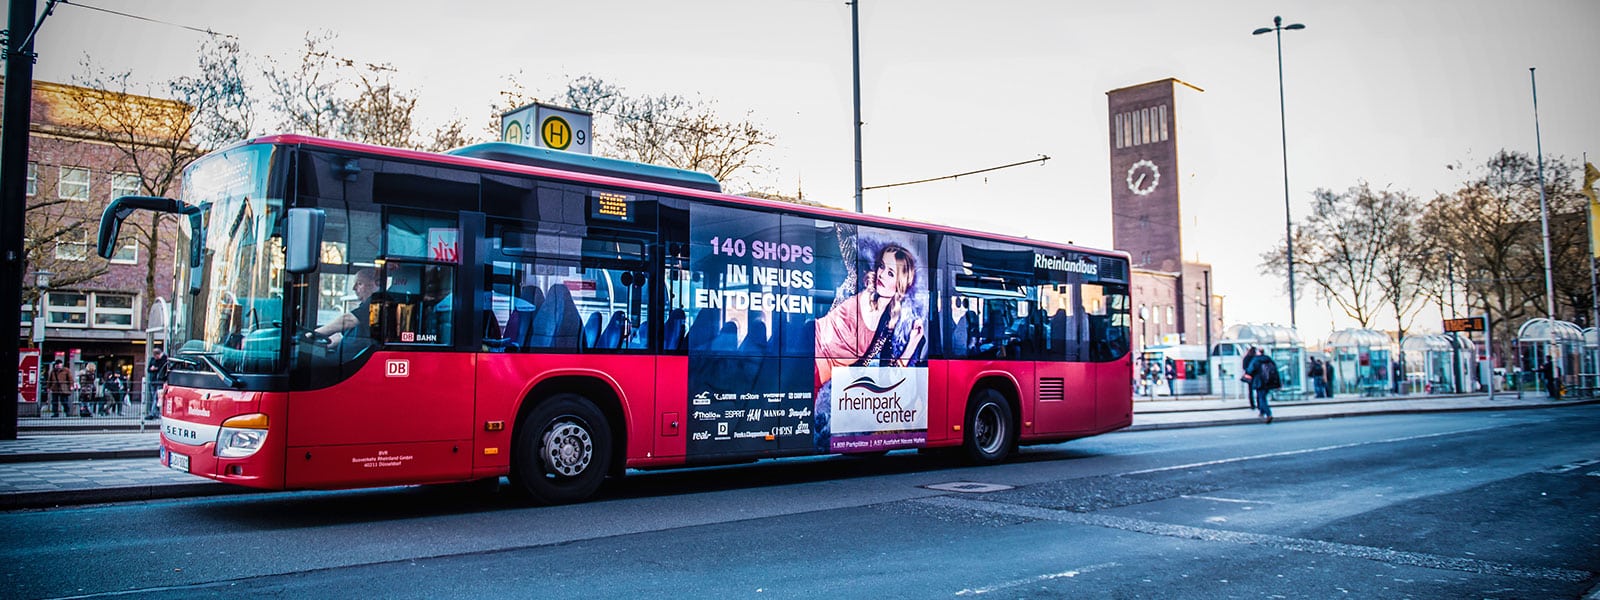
[[10, 79, 186, 390], [1107, 78, 1226, 356]]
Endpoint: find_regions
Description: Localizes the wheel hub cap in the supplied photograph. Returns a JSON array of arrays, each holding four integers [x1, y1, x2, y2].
[[542, 421, 593, 477]]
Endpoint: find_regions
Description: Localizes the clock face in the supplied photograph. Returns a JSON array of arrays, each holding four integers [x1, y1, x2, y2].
[[1126, 159, 1160, 196]]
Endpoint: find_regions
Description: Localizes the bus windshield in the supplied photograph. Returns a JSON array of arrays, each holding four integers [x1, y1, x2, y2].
[[169, 144, 286, 376]]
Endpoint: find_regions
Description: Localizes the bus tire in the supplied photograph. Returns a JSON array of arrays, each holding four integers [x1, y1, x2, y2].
[[512, 393, 612, 504], [963, 388, 1014, 464]]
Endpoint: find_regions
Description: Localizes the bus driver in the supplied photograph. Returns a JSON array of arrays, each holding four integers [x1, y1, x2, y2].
[[311, 268, 380, 346]]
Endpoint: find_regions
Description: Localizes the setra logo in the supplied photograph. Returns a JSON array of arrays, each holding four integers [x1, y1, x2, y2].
[[165, 424, 199, 443]]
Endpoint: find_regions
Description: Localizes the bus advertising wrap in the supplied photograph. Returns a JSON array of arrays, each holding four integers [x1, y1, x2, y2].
[[685, 205, 929, 457]]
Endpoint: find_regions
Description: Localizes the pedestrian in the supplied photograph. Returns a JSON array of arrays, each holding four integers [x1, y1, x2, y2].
[[1307, 357, 1326, 398], [1247, 349, 1282, 423], [46, 361, 70, 417], [104, 372, 127, 416], [1540, 356, 1561, 399], [1164, 358, 1177, 397], [144, 347, 169, 420], [78, 363, 101, 417], [1240, 347, 1260, 409]]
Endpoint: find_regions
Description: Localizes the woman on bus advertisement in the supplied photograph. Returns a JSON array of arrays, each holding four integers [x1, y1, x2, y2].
[[813, 226, 929, 453]]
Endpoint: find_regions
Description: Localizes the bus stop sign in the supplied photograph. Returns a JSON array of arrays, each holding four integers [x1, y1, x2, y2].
[[1443, 316, 1486, 333]]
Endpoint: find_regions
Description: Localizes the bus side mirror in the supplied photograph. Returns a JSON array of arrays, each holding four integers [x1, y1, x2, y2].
[[99, 196, 196, 260], [285, 208, 326, 274]]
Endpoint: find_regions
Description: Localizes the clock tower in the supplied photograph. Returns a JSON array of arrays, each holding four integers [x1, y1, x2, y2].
[[1107, 78, 1222, 357], [1108, 78, 1199, 273]]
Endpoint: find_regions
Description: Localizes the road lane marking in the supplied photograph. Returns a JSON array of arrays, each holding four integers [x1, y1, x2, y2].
[[955, 562, 1119, 595], [1181, 495, 1270, 505], [1118, 426, 1504, 476], [1540, 458, 1600, 474], [917, 496, 1592, 583]]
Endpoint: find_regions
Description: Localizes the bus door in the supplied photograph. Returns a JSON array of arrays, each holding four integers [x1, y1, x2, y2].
[[285, 196, 475, 488]]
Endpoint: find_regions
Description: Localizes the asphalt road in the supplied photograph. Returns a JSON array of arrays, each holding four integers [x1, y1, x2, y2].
[[4, 406, 1598, 599]]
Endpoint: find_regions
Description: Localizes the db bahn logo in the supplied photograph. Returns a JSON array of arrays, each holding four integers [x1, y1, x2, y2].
[[386, 359, 410, 377]]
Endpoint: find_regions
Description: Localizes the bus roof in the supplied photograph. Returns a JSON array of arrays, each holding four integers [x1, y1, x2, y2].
[[247, 134, 1128, 261]]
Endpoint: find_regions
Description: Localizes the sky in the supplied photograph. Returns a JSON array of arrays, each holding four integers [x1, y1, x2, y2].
[[20, 0, 1600, 345]]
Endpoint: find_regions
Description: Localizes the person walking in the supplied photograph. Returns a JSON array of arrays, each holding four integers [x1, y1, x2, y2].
[[144, 347, 170, 420], [78, 363, 101, 417], [1540, 355, 1561, 399], [47, 361, 72, 417], [1307, 357, 1326, 398], [1240, 347, 1261, 409], [104, 372, 128, 416], [1247, 349, 1282, 423], [1164, 358, 1177, 397]]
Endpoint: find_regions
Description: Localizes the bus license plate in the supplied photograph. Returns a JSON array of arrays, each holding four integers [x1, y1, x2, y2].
[[169, 452, 190, 473]]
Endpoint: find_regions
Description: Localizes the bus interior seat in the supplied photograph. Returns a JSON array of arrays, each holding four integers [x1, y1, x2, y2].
[[600, 310, 626, 349], [521, 285, 545, 310], [582, 312, 603, 349], [710, 322, 740, 353], [950, 313, 970, 358], [685, 309, 720, 352], [663, 309, 687, 351], [740, 317, 768, 354], [527, 284, 581, 350]]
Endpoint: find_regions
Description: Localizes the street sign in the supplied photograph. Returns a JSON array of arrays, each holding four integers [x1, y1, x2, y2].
[[1443, 316, 1486, 333], [500, 102, 592, 154]]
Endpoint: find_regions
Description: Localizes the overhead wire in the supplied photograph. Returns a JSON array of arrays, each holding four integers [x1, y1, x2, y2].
[[57, 0, 235, 39]]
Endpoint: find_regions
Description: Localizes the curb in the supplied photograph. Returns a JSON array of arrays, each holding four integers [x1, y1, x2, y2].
[[1123, 397, 1600, 432], [0, 481, 253, 511], [0, 449, 160, 464]]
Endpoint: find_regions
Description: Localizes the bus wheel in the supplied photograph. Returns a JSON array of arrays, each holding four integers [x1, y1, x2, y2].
[[512, 393, 612, 504], [964, 388, 1014, 464]]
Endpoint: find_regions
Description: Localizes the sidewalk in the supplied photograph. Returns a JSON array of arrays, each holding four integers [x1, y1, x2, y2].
[[0, 391, 1593, 510]]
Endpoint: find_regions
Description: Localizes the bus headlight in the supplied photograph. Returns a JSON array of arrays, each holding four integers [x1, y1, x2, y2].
[[217, 414, 269, 458]]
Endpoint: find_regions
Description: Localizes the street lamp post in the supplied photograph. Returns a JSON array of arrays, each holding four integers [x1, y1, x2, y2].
[[1253, 15, 1306, 329], [31, 270, 51, 348], [32, 270, 52, 419]]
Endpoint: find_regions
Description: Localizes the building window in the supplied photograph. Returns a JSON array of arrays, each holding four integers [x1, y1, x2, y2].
[[45, 292, 89, 327], [1159, 104, 1169, 142], [110, 172, 141, 200], [93, 292, 137, 328], [55, 228, 91, 261], [59, 167, 90, 201], [110, 239, 138, 265], [1141, 108, 1152, 145], [26, 162, 36, 196], [1166, 306, 1173, 325], [1114, 114, 1123, 149]]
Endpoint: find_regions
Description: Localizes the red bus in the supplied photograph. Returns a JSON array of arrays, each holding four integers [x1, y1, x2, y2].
[[99, 135, 1133, 504]]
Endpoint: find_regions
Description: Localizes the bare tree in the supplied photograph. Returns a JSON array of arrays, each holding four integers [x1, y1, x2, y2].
[[1372, 187, 1432, 342], [1422, 151, 1551, 361], [264, 32, 470, 151], [500, 74, 778, 188], [65, 38, 252, 305], [1261, 183, 1405, 328], [20, 153, 109, 302]]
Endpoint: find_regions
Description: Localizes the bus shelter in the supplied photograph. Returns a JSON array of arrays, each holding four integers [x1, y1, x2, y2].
[[1327, 328, 1393, 396], [1584, 328, 1599, 393], [1514, 318, 1583, 394], [1400, 334, 1475, 394], [1209, 323, 1306, 399]]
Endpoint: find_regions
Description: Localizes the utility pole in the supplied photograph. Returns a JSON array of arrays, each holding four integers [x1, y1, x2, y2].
[[2, 0, 44, 440], [850, 0, 863, 213], [1530, 68, 1555, 320]]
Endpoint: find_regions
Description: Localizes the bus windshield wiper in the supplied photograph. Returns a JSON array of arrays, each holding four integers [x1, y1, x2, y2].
[[180, 351, 242, 388]]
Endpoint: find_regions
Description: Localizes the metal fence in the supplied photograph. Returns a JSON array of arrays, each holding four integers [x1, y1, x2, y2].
[[18, 380, 163, 430]]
